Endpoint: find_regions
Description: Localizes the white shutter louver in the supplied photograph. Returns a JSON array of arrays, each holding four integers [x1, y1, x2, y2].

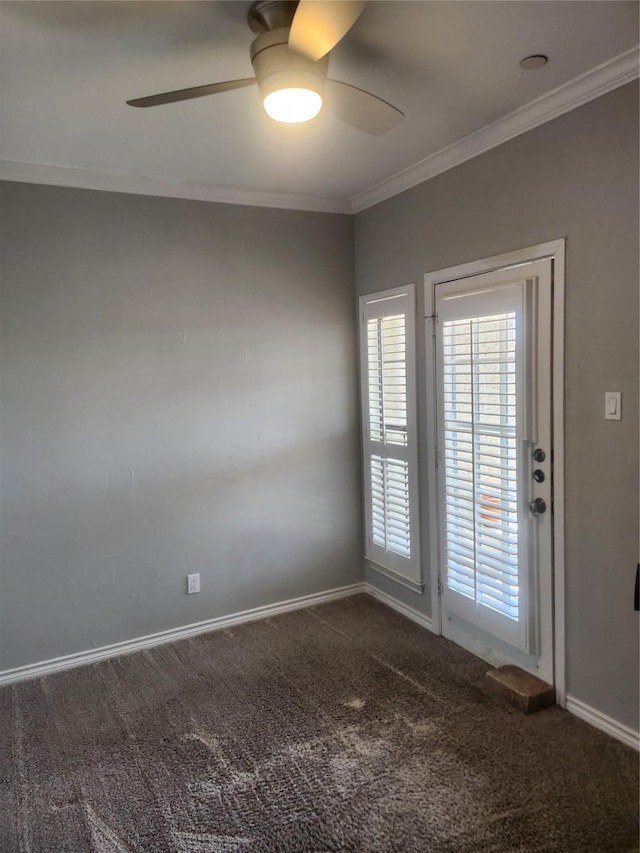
[[359, 286, 420, 589], [370, 455, 411, 557], [367, 315, 408, 447]]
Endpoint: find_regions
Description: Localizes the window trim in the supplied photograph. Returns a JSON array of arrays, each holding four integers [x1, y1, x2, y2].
[[359, 283, 422, 592]]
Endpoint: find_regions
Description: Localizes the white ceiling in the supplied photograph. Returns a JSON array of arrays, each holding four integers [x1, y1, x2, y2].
[[1, 1, 638, 210]]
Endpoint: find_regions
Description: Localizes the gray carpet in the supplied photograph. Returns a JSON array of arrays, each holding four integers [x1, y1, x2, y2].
[[0, 594, 637, 852]]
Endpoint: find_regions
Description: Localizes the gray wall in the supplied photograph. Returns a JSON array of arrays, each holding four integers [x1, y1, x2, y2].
[[0, 183, 361, 669], [355, 82, 639, 730], [1, 84, 637, 734]]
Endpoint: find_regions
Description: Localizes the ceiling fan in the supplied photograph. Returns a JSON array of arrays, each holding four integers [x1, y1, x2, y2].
[[127, 0, 403, 135]]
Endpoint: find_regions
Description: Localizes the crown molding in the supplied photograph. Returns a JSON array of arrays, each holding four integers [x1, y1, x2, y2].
[[0, 160, 352, 215], [1, 47, 636, 215], [351, 45, 639, 213]]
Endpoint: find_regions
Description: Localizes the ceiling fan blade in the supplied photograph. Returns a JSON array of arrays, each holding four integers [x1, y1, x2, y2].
[[127, 78, 257, 108], [289, 0, 366, 61], [324, 79, 403, 135]]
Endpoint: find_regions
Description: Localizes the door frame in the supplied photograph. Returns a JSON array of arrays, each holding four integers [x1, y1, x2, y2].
[[424, 239, 566, 706]]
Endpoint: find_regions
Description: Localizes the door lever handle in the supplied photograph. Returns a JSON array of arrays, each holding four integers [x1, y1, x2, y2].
[[529, 497, 546, 515]]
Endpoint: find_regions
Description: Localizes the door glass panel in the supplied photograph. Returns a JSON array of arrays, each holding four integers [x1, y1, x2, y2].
[[442, 312, 520, 622]]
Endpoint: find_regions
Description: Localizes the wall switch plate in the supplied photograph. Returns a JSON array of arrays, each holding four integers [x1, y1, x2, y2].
[[604, 391, 621, 421], [187, 573, 200, 594]]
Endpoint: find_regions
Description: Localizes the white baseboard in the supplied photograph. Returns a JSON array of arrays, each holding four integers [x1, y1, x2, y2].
[[364, 583, 433, 632], [5, 582, 636, 754], [566, 695, 639, 751], [0, 582, 366, 686], [365, 586, 639, 753]]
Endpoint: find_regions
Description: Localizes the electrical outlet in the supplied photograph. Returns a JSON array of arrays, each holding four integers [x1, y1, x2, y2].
[[187, 573, 200, 594]]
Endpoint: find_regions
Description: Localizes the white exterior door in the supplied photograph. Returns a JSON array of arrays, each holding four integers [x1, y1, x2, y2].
[[433, 259, 554, 682]]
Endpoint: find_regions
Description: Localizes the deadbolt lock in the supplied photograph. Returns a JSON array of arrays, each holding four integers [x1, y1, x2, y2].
[[529, 497, 547, 515]]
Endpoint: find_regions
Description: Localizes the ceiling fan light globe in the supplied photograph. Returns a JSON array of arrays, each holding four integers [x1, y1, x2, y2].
[[263, 88, 323, 123]]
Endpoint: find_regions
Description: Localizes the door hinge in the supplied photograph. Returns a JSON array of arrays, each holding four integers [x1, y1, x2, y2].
[[434, 445, 439, 468], [427, 313, 438, 337], [437, 575, 443, 596]]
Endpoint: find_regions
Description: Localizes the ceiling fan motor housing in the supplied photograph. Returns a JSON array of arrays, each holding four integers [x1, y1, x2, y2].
[[250, 28, 329, 102], [247, 0, 299, 34]]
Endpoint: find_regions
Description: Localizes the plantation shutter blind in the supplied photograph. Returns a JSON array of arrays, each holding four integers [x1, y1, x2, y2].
[[436, 281, 532, 651], [359, 285, 421, 589]]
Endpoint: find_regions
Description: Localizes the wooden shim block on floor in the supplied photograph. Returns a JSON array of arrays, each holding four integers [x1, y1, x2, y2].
[[484, 665, 555, 714]]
